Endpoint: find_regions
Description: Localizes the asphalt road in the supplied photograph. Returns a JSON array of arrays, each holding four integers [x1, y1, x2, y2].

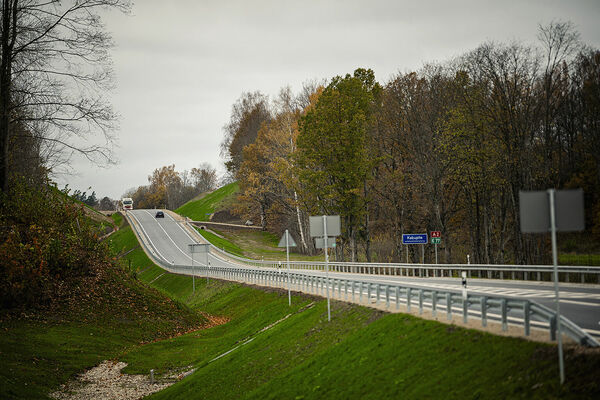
[[128, 209, 600, 339]]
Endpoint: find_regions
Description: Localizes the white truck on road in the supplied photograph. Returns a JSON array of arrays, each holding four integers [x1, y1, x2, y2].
[[121, 198, 133, 211]]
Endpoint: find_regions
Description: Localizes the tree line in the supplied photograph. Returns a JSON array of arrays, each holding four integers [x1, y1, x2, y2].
[[123, 163, 218, 210], [222, 22, 600, 264]]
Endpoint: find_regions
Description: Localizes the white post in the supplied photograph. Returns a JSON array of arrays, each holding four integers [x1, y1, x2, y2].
[[286, 229, 291, 306], [206, 254, 210, 284], [549, 188, 565, 384], [324, 216, 331, 322], [191, 251, 195, 293]]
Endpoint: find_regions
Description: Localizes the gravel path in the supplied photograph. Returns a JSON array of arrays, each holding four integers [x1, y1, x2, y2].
[[50, 360, 180, 400]]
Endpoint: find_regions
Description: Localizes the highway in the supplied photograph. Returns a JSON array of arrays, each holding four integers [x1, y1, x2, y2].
[[127, 209, 600, 340]]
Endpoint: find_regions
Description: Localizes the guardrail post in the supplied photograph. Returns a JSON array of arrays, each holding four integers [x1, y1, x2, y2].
[[550, 315, 557, 341], [581, 272, 584, 284], [565, 272, 569, 283], [512, 270, 515, 280], [463, 295, 468, 324], [501, 299, 508, 332], [368, 284, 372, 304], [446, 293, 452, 320], [352, 281, 356, 302], [481, 297, 487, 327], [524, 301, 530, 337], [359, 282, 363, 303], [321, 277, 324, 296], [395, 286, 400, 310], [407, 288, 412, 313], [376, 284, 380, 305], [432, 291, 437, 318], [524, 271, 528, 281], [418, 290, 423, 315], [386, 285, 390, 309], [500, 270, 503, 280], [537, 271, 541, 281]]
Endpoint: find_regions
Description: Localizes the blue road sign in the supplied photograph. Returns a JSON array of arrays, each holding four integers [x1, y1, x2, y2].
[[402, 233, 428, 244]]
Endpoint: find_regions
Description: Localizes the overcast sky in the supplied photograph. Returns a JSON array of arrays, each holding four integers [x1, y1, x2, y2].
[[56, 0, 600, 200]]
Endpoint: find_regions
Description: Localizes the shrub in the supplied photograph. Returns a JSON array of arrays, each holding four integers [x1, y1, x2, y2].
[[0, 178, 109, 309]]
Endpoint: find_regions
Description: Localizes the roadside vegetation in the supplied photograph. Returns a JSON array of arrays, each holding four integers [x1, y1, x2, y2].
[[0, 182, 205, 399], [176, 181, 239, 221], [217, 22, 600, 267], [111, 227, 600, 399]]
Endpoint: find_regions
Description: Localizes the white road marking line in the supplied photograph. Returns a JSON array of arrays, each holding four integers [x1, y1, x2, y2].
[[558, 299, 600, 307], [128, 211, 171, 264], [584, 328, 600, 336]]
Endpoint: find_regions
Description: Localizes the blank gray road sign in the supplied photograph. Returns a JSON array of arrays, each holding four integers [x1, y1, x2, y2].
[[188, 243, 210, 253], [309, 215, 341, 237], [315, 237, 337, 249], [519, 189, 584, 233]]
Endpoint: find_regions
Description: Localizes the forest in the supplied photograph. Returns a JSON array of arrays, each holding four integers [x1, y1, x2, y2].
[[222, 22, 600, 265]]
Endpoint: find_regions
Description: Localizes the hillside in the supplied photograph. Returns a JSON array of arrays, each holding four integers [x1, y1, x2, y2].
[[175, 182, 239, 221], [0, 184, 206, 399], [173, 181, 322, 261]]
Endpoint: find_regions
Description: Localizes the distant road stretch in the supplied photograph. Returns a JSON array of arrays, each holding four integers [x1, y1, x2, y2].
[[128, 209, 600, 339]]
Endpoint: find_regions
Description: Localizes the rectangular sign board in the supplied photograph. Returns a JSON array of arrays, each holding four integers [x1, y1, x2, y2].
[[431, 237, 441, 244], [315, 237, 337, 249], [519, 189, 584, 233], [309, 215, 341, 237], [402, 234, 428, 244], [189, 243, 210, 253], [431, 231, 441, 238]]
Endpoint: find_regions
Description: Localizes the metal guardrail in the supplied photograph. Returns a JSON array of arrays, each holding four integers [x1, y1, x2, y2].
[[199, 236, 600, 284], [126, 213, 599, 348]]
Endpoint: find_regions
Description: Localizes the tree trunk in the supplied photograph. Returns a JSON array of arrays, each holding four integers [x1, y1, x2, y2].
[[0, 0, 15, 193]]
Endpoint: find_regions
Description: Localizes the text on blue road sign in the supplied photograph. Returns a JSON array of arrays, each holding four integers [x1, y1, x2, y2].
[[402, 234, 428, 244]]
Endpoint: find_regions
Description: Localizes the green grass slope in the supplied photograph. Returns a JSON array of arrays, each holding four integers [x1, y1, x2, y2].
[[110, 227, 600, 399], [176, 182, 239, 221]]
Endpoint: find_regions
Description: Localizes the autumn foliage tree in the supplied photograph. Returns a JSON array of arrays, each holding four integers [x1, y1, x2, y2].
[[226, 22, 599, 264]]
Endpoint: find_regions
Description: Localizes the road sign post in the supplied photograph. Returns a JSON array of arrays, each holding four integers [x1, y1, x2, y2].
[[309, 215, 341, 322], [189, 243, 210, 287], [402, 234, 428, 266], [519, 188, 584, 385], [278, 230, 297, 306], [431, 232, 441, 264]]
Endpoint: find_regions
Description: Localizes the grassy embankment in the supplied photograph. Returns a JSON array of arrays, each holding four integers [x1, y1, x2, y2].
[[0, 216, 205, 399], [117, 225, 600, 399], [175, 182, 324, 261], [175, 182, 239, 221]]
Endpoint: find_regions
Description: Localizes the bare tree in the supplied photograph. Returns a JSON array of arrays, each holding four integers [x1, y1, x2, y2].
[[0, 0, 130, 192], [191, 162, 217, 193]]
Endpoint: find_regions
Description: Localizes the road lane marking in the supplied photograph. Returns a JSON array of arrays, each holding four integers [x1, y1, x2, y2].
[[143, 210, 196, 265], [127, 211, 171, 264], [558, 299, 600, 307]]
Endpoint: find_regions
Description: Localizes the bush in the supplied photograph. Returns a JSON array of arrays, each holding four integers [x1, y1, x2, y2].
[[0, 178, 109, 309]]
